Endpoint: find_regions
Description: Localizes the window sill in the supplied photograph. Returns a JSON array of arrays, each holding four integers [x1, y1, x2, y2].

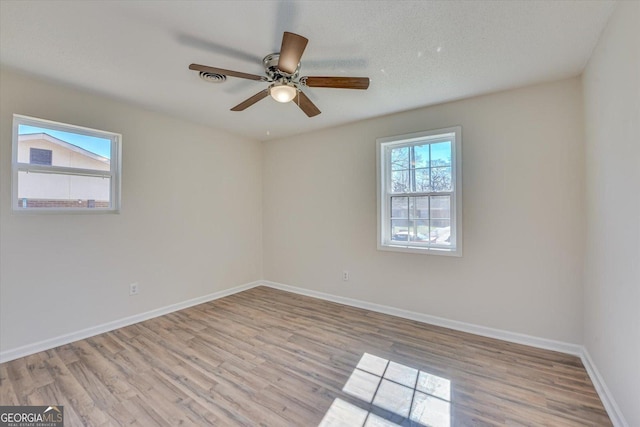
[[377, 243, 462, 257], [12, 207, 120, 215]]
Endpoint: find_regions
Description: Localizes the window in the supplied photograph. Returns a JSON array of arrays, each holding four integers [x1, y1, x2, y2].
[[12, 114, 121, 212], [377, 126, 462, 256], [30, 148, 52, 165]]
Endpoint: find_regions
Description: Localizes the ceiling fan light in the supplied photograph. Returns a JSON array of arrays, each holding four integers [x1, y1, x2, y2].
[[270, 83, 297, 103]]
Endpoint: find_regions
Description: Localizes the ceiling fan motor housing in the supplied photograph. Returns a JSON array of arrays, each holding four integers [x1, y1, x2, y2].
[[263, 53, 300, 83]]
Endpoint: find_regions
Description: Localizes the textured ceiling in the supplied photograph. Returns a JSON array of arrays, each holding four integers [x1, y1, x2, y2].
[[0, 1, 615, 141]]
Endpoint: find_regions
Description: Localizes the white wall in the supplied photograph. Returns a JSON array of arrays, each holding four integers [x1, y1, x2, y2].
[[0, 68, 263, 352], [582, 1, 640, 426], [263, 78, 585, 344]]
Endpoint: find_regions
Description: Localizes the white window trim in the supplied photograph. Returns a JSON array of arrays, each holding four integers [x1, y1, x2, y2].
[[11, 114, 122, 214], [377, 126, 462, 256]]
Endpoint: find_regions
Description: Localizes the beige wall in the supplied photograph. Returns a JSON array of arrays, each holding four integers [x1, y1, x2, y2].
[[263, 77, 585, 344], [0, 68, 263, 351], [583, 1, 640, 426]]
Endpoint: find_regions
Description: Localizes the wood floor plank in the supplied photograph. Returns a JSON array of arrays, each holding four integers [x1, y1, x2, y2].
[[0, 363, 19, 405], [37, 382, 88, 427], [0, 286, 611, 426]]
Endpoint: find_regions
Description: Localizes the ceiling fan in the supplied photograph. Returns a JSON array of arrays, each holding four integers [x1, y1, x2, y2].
[[189, 32, 370, 117]]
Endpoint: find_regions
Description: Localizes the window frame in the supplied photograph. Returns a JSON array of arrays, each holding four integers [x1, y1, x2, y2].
[[377, 126, 462, 256], [11, 114, 122, 214]]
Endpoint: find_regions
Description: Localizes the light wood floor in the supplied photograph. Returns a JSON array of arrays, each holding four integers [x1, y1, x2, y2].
[[0, 286, 611, 426]]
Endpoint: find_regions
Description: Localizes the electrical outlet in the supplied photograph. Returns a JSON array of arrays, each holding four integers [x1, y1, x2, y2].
[[129, 282, 139, 296], [342, 271, 349, 281]]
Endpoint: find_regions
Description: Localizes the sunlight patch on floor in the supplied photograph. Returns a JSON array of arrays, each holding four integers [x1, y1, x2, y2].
[[318, 353, 451, 427]]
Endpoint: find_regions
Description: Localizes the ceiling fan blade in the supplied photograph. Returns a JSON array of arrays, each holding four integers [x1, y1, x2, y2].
[[302, 76, 370, 90], [179, 34, 263, 63], [231, 89, 270, 111], [278, 32, 308, 74], [189, 64, 264, 81], [294, 91, 321, 117]]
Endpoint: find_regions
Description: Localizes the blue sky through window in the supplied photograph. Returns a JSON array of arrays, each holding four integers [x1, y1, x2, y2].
[[19, 124, 111, 159]]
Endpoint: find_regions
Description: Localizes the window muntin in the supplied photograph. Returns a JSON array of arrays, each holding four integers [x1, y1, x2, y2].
[[12, 115, 121, 213], [377, 127, 461, 256]]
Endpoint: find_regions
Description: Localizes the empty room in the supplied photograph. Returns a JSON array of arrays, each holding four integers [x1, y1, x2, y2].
[[0, 1, 637, 426]]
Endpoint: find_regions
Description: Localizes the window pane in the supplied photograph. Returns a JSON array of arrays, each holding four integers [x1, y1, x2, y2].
[[431, 167, 452, 191], [430, 195, 451, 245], [413, 144, 429, 168], [391, 170, 410, 193], [391, 197, 409, 218], [409, 196, 429, 219], [430, 141, 451, 167], [18, 124, 111, 171], [414, 168, 431, 192], [414, 197, 429, 219], [430, 196, 450, 219], [430, 219, 451, 245], [17, 170, 111, 209], [391, 220, 410, 241], [413, 220, 429, 242], [390, 146, 409, 170]]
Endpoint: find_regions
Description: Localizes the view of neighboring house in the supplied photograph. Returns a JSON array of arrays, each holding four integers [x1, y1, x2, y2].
[[17, 133, 110, 208]]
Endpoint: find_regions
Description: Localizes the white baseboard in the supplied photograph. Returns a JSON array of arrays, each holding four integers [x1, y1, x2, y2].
[[260, 280, 583, 356], [0, 281, 261, 364], [580, 348, 629, 427]]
